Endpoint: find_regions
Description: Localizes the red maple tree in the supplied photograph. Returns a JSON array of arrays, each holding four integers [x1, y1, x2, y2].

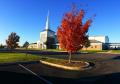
[[57, 7, 92, 63]]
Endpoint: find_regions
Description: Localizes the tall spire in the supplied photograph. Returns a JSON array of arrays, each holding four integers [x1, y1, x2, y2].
[[45, 11, 50, 30]]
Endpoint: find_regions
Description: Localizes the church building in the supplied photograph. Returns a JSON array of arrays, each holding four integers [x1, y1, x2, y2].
[[39, 12, 57, 49], [28, 12, 57, 49], [28, 12, 110, 50]]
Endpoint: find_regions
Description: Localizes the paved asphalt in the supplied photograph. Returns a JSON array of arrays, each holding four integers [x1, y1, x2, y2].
[[0, 53, 120, 84]]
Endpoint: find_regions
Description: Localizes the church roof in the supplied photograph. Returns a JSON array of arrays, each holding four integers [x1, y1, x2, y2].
[[90, 40, 102, 43], [41, 11, 56, 33], [45, 11, 50, 30], [42, 29, 55, 33]]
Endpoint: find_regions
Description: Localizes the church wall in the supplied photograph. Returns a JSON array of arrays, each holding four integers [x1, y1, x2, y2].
[[28, 44, 37, 49], [82, 43, 103, 50], [89, 36, 109, 43], [40, 31, 47, 43]]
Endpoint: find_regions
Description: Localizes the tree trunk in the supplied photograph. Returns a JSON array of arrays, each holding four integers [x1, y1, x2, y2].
[[26, 47, 28, 56], [68, 52, 72, 63]]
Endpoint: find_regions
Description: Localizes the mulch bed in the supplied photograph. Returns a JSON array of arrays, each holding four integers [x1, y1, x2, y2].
[[63, 61, 87, 67]]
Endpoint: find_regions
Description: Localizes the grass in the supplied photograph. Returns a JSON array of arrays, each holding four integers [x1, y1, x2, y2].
[[0, 53, 43, 63], [41, 49, 65, 52], [17, 48, 109, 53], [17, 48, 65, 52], [0, 49, 116, 64], [79, 50, 109, 53], [111, 50, 120, 53], [41, 57, 67, 64], [0, 52, 87, 67], [0, 52, 70, 64]]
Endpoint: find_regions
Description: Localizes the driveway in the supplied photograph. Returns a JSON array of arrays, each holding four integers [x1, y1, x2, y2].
[[0, 53, 120, 84]]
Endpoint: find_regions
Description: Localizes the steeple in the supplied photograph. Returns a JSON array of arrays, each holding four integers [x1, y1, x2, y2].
[[45, 11, 50, 30]]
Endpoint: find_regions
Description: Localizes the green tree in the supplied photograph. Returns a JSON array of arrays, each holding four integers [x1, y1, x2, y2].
[[0, 44, 4, 48], [23, 41, 29, 49], [6, 32, 20, 49], [84, 35, 90, 50]]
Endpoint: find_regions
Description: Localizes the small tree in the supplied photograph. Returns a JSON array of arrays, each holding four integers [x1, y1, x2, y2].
[[6, 32, 20, 49], [0, 44, 4, 49], [23, 41, 29, 56], [57, 6, 92, 63], [84, 35, 90, 50], [23, 41, 29, 49]]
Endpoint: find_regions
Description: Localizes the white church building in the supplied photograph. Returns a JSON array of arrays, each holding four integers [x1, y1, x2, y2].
[[28, 12, 110, 50], [28, 12, 57, 49]]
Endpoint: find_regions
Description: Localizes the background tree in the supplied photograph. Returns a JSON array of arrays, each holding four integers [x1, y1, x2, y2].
[[57, 6, 92, 63], [0, 44, 4, 49], [6, 32, 20, 49], [23, 41, 29, 49], [23, 41, 29, 56], [84, 35, 90, 50]]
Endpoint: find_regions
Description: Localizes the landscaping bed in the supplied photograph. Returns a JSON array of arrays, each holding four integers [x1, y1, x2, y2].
[[63, 61, 88, 67], [40, 59, 90, 70]]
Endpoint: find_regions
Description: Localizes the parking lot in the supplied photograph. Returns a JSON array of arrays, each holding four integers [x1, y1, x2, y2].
[[0, 53, 120, 84]]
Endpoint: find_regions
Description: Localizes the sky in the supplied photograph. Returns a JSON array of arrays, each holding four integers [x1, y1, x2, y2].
[[0, 0, 120, 46]]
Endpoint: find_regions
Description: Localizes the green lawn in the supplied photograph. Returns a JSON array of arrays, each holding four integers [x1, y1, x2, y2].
[[17, 48, 65, 52], [0, 52, 69, 63], [111, 50, 120, 53], [17, 48, 109, 53], [0, 53, 44, 63], [1, 49, 117, 63], [79, 50, 109, 53]]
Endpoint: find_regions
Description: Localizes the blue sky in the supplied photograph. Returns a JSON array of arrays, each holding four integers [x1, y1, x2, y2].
[[0, 0, 120, 45]]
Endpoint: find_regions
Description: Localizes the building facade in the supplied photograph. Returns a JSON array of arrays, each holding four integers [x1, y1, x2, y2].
[[28, 12, 111, 50], [28, 12, 57, 49], [83, 36, 109, 50], [89, 36, 109, 43], [108, 43, 120, 50], [82, 40, 103, 50], [28, 43, 37, 49], [39, 12, 57, 49]]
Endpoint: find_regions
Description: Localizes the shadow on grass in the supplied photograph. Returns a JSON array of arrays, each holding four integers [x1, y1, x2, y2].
[[43, 72, 120, 84]]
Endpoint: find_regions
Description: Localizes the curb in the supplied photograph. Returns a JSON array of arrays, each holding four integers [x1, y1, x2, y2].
[[40, 60, 90, 71]]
